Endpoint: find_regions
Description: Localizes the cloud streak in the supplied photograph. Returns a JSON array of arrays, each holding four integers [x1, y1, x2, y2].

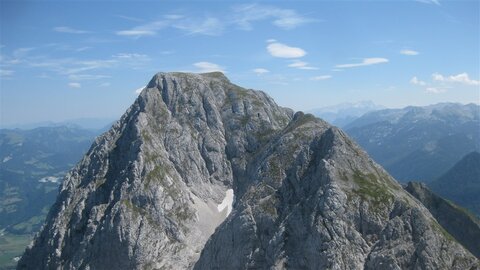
[[233, 4, 316, 30], [53, 26, 90, 34], [288, 60, 317, 70], [310, 75, 332, 81], [68, 82, 81, 88], [335, 58, 388, 68], [400, 49, 419, 56]]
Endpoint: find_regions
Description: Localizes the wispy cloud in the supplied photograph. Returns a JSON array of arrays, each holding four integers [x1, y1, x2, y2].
[[400, 49, 419, 56], [99, 82, 111, 87], [335, 58, 388, 68], [253, 68, 269, 75], [68, 74, 111, 81], [116, 21, 167, 37], [115, 14, 145, 22], [53, 26, 90, 34], [193, 62, 225, 73], [116, 29, 157, 37], [173, 17, 223, 36], [425, 87, 445, 93], [68, 82, 81, 88], [432, 72, 479, 86], [2, 47, 151, 83], [310, 75, 332, 81], [233, 4, 316, 30], [267, 42, 306, 58], [410, 76, 426, 86], [116, 16, 223, 38], [288, 60, 317, 70], [0, 69, 14, 77], [415, 0, 441, 5]]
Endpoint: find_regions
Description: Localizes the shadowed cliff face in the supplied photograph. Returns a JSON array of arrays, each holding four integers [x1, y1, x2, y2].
[[405, 182, 480, 258], [18, 72, 478, 269]]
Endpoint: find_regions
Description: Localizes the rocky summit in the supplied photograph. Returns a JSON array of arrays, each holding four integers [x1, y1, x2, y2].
[[18, 72, 479, 269]]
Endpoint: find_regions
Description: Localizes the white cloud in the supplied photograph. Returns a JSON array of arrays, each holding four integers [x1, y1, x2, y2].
[[0, 69, 14, 77], [68, 82, 81, 88], [54, 26, 90, 34], [335, 58, 389, 68], [267, 42, 306, 58], [410, 76, 427, 86], [266, 39, 277, 43], [193, 62, 225, 73], [425, 87, 445, 94], [135, 86, 146, 94], [288, 60, 317, 70], [253, 68, 269, 75], [311, 75, 332, 81], [400, 49, 419, 56], [233, 4, 315, 30], [99, 82, 111, 87], [432, 72, 479, 86]]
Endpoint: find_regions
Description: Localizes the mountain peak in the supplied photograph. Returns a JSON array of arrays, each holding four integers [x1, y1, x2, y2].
[[18, 72, 478, 269]]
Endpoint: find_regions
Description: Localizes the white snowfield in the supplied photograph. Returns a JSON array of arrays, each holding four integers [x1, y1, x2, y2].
[[217, 189, 234, 216]]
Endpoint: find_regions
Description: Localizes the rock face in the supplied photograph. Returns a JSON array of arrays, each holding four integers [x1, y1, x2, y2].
[[18, 72, 479, 269], [405, 182, 480, 258]]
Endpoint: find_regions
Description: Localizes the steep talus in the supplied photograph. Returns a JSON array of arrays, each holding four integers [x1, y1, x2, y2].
[[18, 72, 478, 269]]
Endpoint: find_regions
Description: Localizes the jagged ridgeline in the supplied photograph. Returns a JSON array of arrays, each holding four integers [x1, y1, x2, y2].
[[18, 72, 478, 269]]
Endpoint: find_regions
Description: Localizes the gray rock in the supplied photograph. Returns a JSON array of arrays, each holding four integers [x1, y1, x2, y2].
[[18, 72, 479, 269]]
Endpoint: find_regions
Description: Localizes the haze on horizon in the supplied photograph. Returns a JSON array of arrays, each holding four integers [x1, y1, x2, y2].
[[0, 0, 479, 127]]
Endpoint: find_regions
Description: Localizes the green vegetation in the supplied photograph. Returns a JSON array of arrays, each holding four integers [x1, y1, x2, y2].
[[351, 170, 394, 210], [144, 165, 168, 189], [0, 232, 32, 269], [95, 178, 106, 189], [240, 115, 250, 126], [430, 219, 456, 243], [259, 196, 278, 218]]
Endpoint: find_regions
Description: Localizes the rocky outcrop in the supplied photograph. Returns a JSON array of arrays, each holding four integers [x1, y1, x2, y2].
[[405, 182, 480, 258], [18, 72, 479, 269]]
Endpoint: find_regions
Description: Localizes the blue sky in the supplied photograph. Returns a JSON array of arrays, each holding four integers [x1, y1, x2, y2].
[[1, 0, 479, 127]]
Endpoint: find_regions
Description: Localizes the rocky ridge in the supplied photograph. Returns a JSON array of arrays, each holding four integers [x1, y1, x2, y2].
[[18, 72, 479, 269]]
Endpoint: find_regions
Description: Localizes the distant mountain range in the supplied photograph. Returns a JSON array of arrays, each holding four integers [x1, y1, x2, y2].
[[345, 103, 480, 182], [429, 151, 480, 217], [308, 101, 385, 127], [0, 117, 115, 131]]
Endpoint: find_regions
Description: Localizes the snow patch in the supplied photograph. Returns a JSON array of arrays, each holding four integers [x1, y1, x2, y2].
[[217, 189, 234, 216]]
